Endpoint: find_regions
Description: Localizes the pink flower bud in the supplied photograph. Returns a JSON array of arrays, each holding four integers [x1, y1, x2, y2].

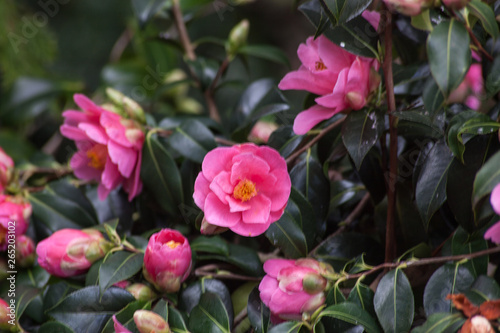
[[259, 258, 331, 321], [113, 280, 131, 289], [383, 0, 434, 16], [248, 121, 278, 143], [442, 0, 470, 10], [200, 217, 228, 235], [36, 228, 112, 277], [126, 283, 157, 301], [143, 229, 192, 293], [0, 148, 14, 193], [0, 195, 31, 251], [133, 310, 170, 333], [0, 298, 11, 330], [15, 235, 35, 267]]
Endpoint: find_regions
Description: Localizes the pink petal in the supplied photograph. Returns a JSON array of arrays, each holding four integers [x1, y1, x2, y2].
[[259, 275, 278, 306], [297, 37, 321, 70], [78, 123, 108, 145], [345, 58, 371, 103], [97, 183, 112, 200], [258, 169, 291, 211], [113, 315, 132, 333], [74, 94, 105, 116], [123, 150, 143, 201], [362, 10, 381, 30], [107, 141, 137, 178], [193, 173, 211, 210], [204, 193, 241, 227], [60, 125, 88, 142], [292, 104, 341, 135], [269, 289, 312, 315], [209, 171, 233, 204], [230, 153, 270, 185], [226, 195, 251, 213], [254, 146, 288, 172], [229, 219, 272, 237], [70, 151, 102, 181], [484, 221, 500, 244], [278, 68, 334, 96], [242, 194, 272, 224], [491, 184, 500, 215], [202, 147, 239, 180], [62, 110, 94, 125], [100, 112, 133, 148], [318, 36, 354, 73], [101, 157, 122, 190], [263, 259, 295, 277]]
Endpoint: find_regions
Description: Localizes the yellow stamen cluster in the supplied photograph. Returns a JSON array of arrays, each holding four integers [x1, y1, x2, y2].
[[233, 179, 257, 202]]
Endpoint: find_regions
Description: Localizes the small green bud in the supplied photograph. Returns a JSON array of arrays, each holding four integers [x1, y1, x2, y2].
[[226, 19, 250, 59], [105, 88, 146, 124], [133, 310, 170, 333]]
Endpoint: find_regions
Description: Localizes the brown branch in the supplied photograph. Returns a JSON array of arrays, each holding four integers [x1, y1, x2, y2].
[[382, 9, 398, 264], [346, 246, 500, 280], [285, 116, 346, 166], [214, 137, 238, 146], [309, 193, 371, 256], [194, 264, 262, 281]]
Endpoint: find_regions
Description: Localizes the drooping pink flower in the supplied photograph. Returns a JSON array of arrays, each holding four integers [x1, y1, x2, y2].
[[484, 184, 500, 243], [0, 195, 31, 251], [259, 258, 332, 322], [383, 0, 434, 16], [60, 94, 144, 201], [15, 235, 35, 267], [143, 229, 192, 293], [0, 148, 14, 194], [278, 35, 380, 135], [443, 0, 471, 10], [36, 228, 111, 277], [193, 143, 291, 237], [448, 64, 484, 110]]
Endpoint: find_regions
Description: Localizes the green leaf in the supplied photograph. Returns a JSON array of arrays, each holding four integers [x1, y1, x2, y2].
[[191, 236, 229, 256], [466, 275, 500, 303], [318, 302, 381, 333], [412, 313, 465, 333], [373, 269, 414, 333], [168, 306, 190, 333], [427, 19, 471, 96], [411, 9, 433, 31], [415, 140, 454, 229], [169, 119, 217, 164], [393, 110, 444, 139], [39, 321, 76, 333], [486, 55, 500, 96], [189, 292, 231, 333], [423, 263, 475, 316], [99, 251, 144, 296], [422, 77, 445, 113], [131, 0, 166, 26], [265, 210, 308, 258], [16, 287, 39, 320], [347, 282, 376, 318], [472, 150, 500, 208], [141, 132, 184, 215], [342, 109, 385, 169], [268, 322, 303, 333], [47, 286, 135, 333], [326, 283, 347, 306], [467, 0, 499, 39], [196, 243, 263, 276], [288, 187, 323, 251], [330, 181, 365, 209], [247, 287, 270, 333], [85, 258, 104, 286], [320, 0, 373, 26], [152, 299, 169, 321], [451, 227, 488, 278], [238, 45, 290, 67], [101, 300, 150, 333]]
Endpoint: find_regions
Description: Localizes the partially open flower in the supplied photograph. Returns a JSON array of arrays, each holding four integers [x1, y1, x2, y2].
[[0, 195, 31, 251], [0, 298, 13, 331]]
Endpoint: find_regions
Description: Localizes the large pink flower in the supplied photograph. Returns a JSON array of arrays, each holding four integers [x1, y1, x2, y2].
[[259, 259, 330, 322], [448, 64, 484, 110], [484, 184, 500, 243], [278, 35, 380, 135], [60, 94, 144, 201], [193, 143, 291, 237], [0, 195, 31, 251], [0, 148, 14, 193]]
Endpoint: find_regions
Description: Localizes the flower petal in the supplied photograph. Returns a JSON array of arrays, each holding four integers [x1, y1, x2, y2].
[[230, 153, 270, 185], [107, 140, 138, 178], [490, 183, 500, 215], [202, 147, 239, 180], [204, 193, 241, 227], [193, 173, 211, 209], [242, 194, 272, 224], [263, 259, 295, 277], [293, 104, 340, 135], [78, 123, 108, 145], [484, 221, 500, 244]]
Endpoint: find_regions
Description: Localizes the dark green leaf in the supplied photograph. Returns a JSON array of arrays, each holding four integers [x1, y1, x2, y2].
[[191, 236, 229, 256], [39, 321, 76, 333], [197, 243, 263, 276], [169, 119, 217, 164], [374, 269, 414, 333], [247, 287, 270, 333], [451, 227, 488, 278], [99, 251, 144, 295], [466, 275, 500, 303], [326, 283, 347, 306], [412, 313, 465, 333], [342, 108, 385, 169], [189, 292, 231, 333], [43, 282, 79, 314], [330, 181, 365, 209], [265, 210, 308, 258], [238, 45, 290, 67], [467, 0, 499, 39], [427, 19, 471, 96], [393, 110, 444, 139], [152, 299, 169, 321], [473, 150, 500, 208], [16, 287, 39, 320], [86, 258, 104, 286], [486, 55, 500, 96], [320, 0, 373, 26], [422, 77, 445, 113], [347, 282, 376, 318], [101, 300, 150, 333], [168, 306, 190, 333], [268, 322, 303, 333], [423, 264, 475, 316], [131, 0, 166, 25], [318, 302, 381, 333], [288, 187, 323, 251], [141, 132, 184, 215], [47, 286, 135, 333]]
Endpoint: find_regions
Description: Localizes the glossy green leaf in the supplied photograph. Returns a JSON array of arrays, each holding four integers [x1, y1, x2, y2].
[[265, 210, 308, 258], [422, 77, 445, 113], [85, 258, 104, 286], [247, 287, 270, 333], [47, 286, 135, 333], [99, 251, 144, 296], [141, 132, 184, 215], [412, 313, 465, 333], [451, 227, 488, 278], [168, 306, 190, 333], [374, 269, 414, 333], [472, 150, 500, 208], [326, 282, 347, 306], [427, 19, 471, 96], [39, 321, 76, 333], [189, 292, 231, 333], [347, 282, 376, 318], [169, 119, 217, 164], [238, 45, 290, 67], [423, 264, 474, 316], [467, 0, 499, 39], [342, 108, 385, 170], [320, 0, 373, 26], [486, 55, 500, 96], [101, 300, 150, 333], [152, 299, 169, 321], [16, 287, 39, 320], [393, 110, 444, 139], [466, 275, 500, 303], [131, 0, 166, 25], [330, 181, 365, 209], [318, 302, 381, 333], [268, 322, 303, 333], [43, 282, 79, 314], [411, 9, 433, 31], [288, 187, 323, 250], [415, 140, 454, 228], [191, 236, 229, 256], [196, 242, 263, 276]]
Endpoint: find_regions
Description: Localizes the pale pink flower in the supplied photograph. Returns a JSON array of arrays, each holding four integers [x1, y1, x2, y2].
[[60, 94, 144, 201], [484, 184, 500, 243], [143, 229, 192, 293], [193, 143, 291, 237], [259, 259, 330, 322], [448, 64, 484, 110], [0, 148, 14, 193], [384, 0, 433, 16], [36, 228, 110, 277], [278, 36, 380, 135], [0, 195, 31, 251]]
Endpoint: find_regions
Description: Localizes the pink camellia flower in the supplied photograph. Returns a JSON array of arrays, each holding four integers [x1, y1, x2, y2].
[[0, 148, 14, 194], [278, 35, 380, 135], [484, 184, 500, 243], [259, 258, 333, 322], [448, 64, 484, 110], [36, 228, 111, 277], [193, 143, 291, 237], [15, 235, 35, 267], [0, 195, 31, 251], [60, 94, 144, 201], [143, 229, 192, 293], [383, 0, 434, 16], [443, 0, 471, 10]]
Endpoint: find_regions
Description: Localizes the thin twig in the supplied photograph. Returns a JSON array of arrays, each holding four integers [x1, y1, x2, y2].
[[233, 308, 248, 327], [110, 28, 133, 63], [285, 116, 346, 166], [194, 264, 261, 281], [215, 137, 238, 146]]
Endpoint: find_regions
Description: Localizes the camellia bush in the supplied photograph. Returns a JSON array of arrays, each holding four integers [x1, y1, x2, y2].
[[3, 0, 500, 332]]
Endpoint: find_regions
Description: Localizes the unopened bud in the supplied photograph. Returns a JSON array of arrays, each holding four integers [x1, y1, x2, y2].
[[106, 88, 146, 124], [226, 19, 250, 59], [470, 316, 494, 333], [126, 283, 157, 301], [442, 0, 470, 10], [133, 310, 170, 333], [15, 235, 35, 267], [384, 0, 434, 16], [200, 217, 228, 235], [302, 273, 327, 294]]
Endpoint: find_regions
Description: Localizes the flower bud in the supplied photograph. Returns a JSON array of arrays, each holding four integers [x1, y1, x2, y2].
[[0, 195, 31, 251], [15, 235, 35, 267], [226, 19, 250, 58], [302, 273, 327, 294], [133, 310, 170, 333], [0, 298, 16, 331], [143, 229, 192, 293], [36, 228, 112, 277], [200, 217, 228, 235], [469, 316, 494, 333], [383, 0, 434, 16], [248, 121, 278, 143], [105, 88, 146, 124], [0, 148, 14, 193], [113, 280, 131, 289], [442, 0, 470, 10], [126, 283, 157, 301]]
